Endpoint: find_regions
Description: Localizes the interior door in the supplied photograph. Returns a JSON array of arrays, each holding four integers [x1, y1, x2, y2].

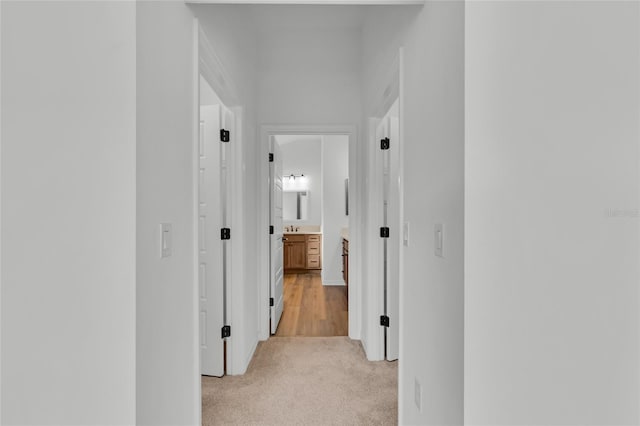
[[199, 104, 224, 377], [386, 113, 400, 361], [270, 138, 284, 334], [220, 106, 235, 339], [376, 100, 400, 362]]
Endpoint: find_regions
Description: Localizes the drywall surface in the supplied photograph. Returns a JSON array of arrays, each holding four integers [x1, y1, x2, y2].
[[321, 135, 349, 285], [1, 1, 136, 424], [465, 2, 639, 424], [362, 2, 464, 423], [136, 2, 199, 424], [256, 24, 361, 125], [194, 5, 260, 374], [279, 137, 323, 227]]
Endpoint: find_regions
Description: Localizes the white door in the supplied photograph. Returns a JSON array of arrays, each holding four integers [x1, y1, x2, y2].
[[386, 114, 400, 361], [220, 105, 235, 336], [199, 104, 224, 377], [270, 138, 284, 334], [376, 100, 400, 362]]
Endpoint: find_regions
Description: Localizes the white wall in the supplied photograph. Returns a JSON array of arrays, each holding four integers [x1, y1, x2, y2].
[[192, 4, 260, 374], [400, 3, 465, 423], [257, 20, 361, 125], [136, 2, 199, 424], [465, 2, 639, 424], [321, 135, 349, 285], [279, 137, 323, 226], [362, 2, 465, 423], [1, 2, 136, 424]]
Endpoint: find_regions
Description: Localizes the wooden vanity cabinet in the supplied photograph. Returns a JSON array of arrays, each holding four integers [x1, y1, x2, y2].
[[283, 233, 322, 272], [283, 235, 306, 270], [306, 235, 321, 269]]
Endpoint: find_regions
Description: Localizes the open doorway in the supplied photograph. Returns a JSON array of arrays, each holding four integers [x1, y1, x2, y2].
[[269, 134, 350, 337], [198, 75, 238, 377], [258, 125, 359, 343]]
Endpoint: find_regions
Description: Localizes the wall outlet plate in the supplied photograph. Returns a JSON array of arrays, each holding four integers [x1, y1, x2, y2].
[[403, 221, 410, 247], [161, 223, 172, 258], [434, 223, 443, 257]]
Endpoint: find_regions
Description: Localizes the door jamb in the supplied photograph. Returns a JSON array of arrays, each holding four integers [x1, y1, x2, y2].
[[258, 124, 360, 341], [193, 16, 246, 393]]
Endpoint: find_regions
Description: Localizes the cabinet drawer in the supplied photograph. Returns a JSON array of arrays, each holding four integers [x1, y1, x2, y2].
[[307, 242, 320, 254], [307, 235, 320, 243], [285, 234, 306, 242], [307, 254, 320, 268]]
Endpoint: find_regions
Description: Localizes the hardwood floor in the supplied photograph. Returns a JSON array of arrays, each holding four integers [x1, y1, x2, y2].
[[275, 272, 348, 337]]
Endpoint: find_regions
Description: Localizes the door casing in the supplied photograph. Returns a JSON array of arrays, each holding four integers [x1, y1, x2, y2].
[[258, 124, 359, 341]]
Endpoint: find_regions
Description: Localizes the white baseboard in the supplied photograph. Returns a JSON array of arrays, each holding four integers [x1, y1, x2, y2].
[[322, 279, 346, 286]]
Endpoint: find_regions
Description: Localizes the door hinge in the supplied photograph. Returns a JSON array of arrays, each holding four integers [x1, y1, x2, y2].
[[221, 325, 231, 338], [380, 315, 390, 327], [380, 227, 390, 238], [221, 228, 231, 240], [269, 225, 274, 235], [269, 153, 274, 162], [220, 129, 230, 142], [270, 297, 274, 307], [381, 137, 390, 150]]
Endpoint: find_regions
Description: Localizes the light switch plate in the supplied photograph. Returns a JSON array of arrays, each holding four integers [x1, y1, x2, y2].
[[414, 378, 422, 412], [161, 223, 172, 258], [434, 223, 443, 257], [403, 221, 410, 247]]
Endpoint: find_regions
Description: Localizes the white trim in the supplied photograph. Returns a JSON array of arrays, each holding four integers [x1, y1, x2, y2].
[[198, 27, 239, 108], [367, 116, 384, 361], [195, 19, 247, 378], [227, 105, 246, 375], [187, 0, 424, 4], [397, 47, 406, 426], [258, 124, 360, 341], [322, 279, 346, 286], [361, 49, 403, 362], [190, 17, 202, 426], [241, 337, 259, 376], [0, 1, 3, 418]]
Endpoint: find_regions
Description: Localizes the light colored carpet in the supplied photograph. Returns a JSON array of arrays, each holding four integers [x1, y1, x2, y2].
[[202, 337, 398, 426]]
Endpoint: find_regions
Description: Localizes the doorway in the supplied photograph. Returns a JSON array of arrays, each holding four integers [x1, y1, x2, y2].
[[259, 126, 359, 341], [269, 134, 350, 337]]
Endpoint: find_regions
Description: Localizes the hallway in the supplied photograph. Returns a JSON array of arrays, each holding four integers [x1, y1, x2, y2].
[[202, 337, 396, 425]]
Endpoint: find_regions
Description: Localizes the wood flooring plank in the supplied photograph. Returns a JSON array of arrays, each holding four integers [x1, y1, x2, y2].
[[274, 272, 348, 337]]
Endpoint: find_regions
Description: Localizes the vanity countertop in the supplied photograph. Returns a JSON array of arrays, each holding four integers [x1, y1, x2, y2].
[[341, 228, 349, 241], [284, 231, 322, 235]]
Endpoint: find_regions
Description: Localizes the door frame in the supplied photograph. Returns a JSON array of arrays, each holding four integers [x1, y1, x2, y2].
[[192, 18, 246, 391], [258, 124, 360, 341]]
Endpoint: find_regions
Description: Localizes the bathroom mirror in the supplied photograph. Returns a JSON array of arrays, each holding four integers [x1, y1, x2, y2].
[[283, 191, 309, 221]]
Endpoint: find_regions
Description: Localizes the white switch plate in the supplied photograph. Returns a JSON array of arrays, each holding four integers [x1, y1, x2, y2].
[[161, 223, 172, 258], [434, 223, 443, 257], [403, 221, 410, 247], [414, 378, 422, 412]]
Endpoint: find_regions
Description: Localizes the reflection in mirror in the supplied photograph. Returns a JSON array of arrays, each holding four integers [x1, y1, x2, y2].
[[283, 191, 309, 221]]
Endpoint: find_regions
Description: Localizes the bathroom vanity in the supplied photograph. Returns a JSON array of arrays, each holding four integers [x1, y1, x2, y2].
[[283, 233, 322, 272]]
